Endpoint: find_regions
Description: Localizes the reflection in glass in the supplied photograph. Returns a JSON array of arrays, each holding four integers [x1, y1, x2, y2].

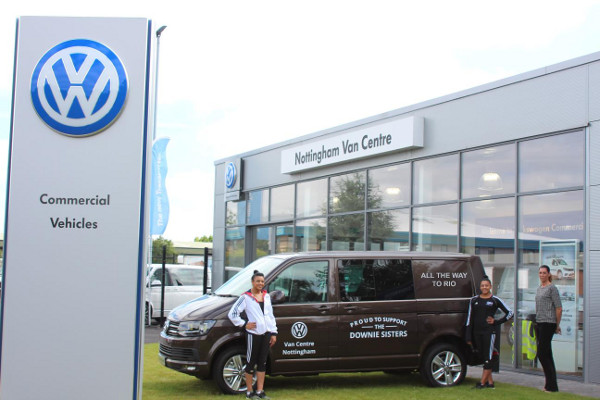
[[271, 185, 294, 221], [297, 178, 327, 218], [225, 227, 245, 267], [412, 204, 457, 252], [518, 191, 584, 374], [269, 261, 329, 303], [275, 224, 294, 253], [462, 144, 516, 198], [247, 189, 269, 224], [368, 209, 409, 251], [252, 226, 271, 260], [329, 214, 365, 251], [413, 154, 458, 204], [461, 198, 515, 366], [368, 164, 410, 209], [519, 131, 584, 192], [226, 200, 246, 226], [330, 172, 366, 213], [296, 218, 326, 251]]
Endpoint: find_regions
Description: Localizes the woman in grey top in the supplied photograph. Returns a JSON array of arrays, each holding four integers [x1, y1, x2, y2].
[[535, 265, 562, 392]]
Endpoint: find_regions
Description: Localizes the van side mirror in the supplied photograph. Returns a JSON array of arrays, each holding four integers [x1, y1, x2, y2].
[[269, 290, 285, 305], [151, 280, 162, 287]]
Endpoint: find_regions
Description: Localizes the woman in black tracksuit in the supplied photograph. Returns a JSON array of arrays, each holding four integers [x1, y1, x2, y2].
[[466, 277, 513, 389]]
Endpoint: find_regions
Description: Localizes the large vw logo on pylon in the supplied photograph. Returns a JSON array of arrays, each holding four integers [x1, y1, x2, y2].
[[291, 322, 307, 339], [30, 39, 128, 137]]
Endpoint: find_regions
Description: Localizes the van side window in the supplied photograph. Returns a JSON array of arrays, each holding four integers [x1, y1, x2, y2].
[[172, 268, 204, 286], [269, 261, 329, 303], [151, 268, 173, 286], [338, 259, 414, 302], [412, 259, 472, 298]]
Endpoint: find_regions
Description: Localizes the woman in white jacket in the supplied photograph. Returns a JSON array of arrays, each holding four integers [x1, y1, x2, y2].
[[228, 270, 278, 400]]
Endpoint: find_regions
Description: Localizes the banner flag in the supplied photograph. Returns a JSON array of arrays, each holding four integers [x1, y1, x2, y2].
[[150, 137, 170, 235]]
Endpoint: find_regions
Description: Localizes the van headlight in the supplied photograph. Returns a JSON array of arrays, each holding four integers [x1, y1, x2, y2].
[[178, 320, 216, 337]]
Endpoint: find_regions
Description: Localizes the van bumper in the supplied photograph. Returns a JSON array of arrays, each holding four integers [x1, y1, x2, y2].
[[158, 352, 209, 377]]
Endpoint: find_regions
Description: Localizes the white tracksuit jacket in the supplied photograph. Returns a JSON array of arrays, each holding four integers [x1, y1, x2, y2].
[[228, 290, 278, 336]]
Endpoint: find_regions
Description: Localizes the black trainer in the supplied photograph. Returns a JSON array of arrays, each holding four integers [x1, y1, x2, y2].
[[486, 382, 495, 389], [473, 383, 485, 389], [255, 391, 271, 399], [246, 391, 257, 399]]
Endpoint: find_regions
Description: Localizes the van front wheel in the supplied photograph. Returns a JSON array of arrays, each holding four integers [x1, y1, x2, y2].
[[212, 346, 256, 394], [420, 343, 466, 387]]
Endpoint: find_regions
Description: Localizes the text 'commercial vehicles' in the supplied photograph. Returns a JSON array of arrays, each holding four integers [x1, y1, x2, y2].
[[158, 252, 486, 393]]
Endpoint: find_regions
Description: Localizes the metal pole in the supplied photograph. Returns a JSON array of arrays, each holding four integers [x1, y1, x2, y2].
[[153, 25, 167, 141], [203, 246, 209, 294], [160, 244, 166, 326]]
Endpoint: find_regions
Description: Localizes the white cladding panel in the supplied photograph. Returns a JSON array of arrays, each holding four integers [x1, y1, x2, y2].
[[0, 17, 151, 400]]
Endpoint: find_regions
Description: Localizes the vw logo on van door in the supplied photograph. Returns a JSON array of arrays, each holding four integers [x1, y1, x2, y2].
[[30, 39, 128, 137], [291, 322, 308, 339]]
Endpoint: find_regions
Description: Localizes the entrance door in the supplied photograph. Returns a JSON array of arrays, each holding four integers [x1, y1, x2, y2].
[[250, 224, 294, 262]]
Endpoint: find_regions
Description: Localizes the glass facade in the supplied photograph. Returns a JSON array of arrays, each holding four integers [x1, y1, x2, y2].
[[330, 171, 366, 213], [412, 204, 458, 252], [462, 144, 516, 199], [368, 163, 410, 208], [519, 131, 584, 192], [270, 184, 294, 221], [413, 154, 458, 204], [225, 129, 585, 375], [517, 191, 584, 373], [297, 178, 327, 218], [247, 189, 268, 224]]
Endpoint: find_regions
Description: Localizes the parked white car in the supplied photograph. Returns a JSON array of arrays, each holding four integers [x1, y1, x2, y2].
[[145, 264, 207, 324]]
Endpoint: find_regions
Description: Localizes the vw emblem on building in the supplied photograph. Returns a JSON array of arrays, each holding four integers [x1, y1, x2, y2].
[[291, 322, 308, 339], [225, 162, 237, 189], [30, 39, 128, 137]]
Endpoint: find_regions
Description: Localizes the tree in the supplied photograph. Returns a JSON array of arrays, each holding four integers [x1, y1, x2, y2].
[[194, 235, 213, 243], [152, 236, 178, 264], [327, 172, 394, 250]]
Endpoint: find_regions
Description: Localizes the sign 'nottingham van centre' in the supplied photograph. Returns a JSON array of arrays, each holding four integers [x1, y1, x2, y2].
[[281, 116, 424, 174]]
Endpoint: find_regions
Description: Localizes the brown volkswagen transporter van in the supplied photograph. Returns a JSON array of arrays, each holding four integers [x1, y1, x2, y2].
[[158, 252, 486, 394]]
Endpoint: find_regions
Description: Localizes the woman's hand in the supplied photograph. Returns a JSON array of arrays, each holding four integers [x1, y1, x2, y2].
[[270, 335, 277, 347], [246, 322, 256, 330], [486, 316, 495, 325], [555, 325, 562, 335]]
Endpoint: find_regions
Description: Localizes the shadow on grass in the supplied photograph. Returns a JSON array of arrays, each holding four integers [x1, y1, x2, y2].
[[265, 371, 424, 391]]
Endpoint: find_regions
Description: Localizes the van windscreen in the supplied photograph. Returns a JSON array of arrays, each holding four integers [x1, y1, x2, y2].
[[214, 256, 289, 296]]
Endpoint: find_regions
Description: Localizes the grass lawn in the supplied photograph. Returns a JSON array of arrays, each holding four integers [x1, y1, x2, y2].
[[142, 343, 592, 400]]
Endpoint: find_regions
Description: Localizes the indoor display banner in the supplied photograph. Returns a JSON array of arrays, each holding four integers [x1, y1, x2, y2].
[[0, 17, 153, 399], [539, 240, 580, 372]]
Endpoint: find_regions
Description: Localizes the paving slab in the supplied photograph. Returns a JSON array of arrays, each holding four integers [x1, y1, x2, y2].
[[467, 367, 600, 398]]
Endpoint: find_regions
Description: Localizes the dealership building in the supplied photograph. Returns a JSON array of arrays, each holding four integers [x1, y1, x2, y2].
[[213, 51, 600, 382]]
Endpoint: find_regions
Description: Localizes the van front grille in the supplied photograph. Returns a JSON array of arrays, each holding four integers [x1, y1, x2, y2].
[[159, 343, 195, 360]]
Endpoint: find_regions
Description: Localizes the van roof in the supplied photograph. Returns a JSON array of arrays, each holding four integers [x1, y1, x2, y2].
[[271, 251, 475, 259]]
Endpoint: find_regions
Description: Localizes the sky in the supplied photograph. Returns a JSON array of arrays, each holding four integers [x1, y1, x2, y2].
[[1, 1, 600, 241]]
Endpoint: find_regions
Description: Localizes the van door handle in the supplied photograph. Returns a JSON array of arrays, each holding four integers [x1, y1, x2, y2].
[[318, 305, 331, 313], [344, 305, 358, 311]]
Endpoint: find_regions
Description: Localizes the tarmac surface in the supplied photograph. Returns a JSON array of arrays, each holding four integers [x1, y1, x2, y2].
[[145, 325, 599, 398]]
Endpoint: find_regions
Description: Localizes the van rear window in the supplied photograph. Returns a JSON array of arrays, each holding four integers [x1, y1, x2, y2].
[[412, 259, 472, 298], [338, 259, 414, 302]]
